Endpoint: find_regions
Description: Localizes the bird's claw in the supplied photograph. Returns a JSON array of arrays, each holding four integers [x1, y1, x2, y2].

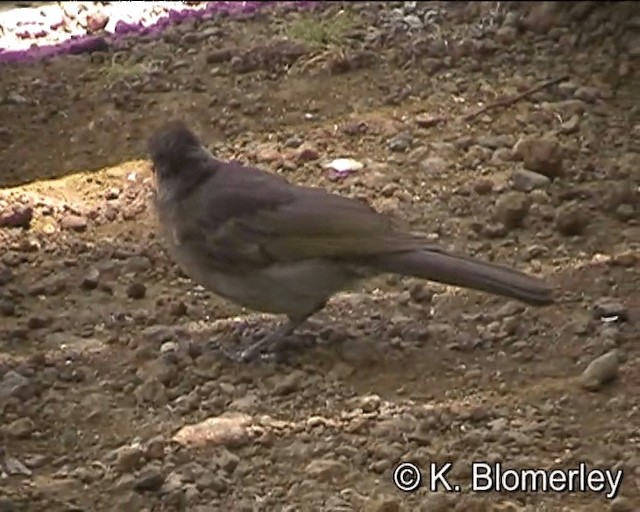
[[238, 339, 270, 362], [206, 339, 245, 362]]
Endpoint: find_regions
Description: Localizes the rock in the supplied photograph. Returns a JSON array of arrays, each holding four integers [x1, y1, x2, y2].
[[514, 137, 564, 179], [0, 370, 31, 400], [420, 156, 448, 174], [110, 491, 145, 512], [494, 192, 531, 228], [473, 179, 493, 195], [388, 132, 412, 152], [522, 2, 558, 33], [28, 313, 52, 329], [0, 266, 13, 286], [142, 325, 177, 343], [60, 214, 88, 232], [492, 147, 513, 163], [195, 471, 228, 493], [173, 413, 252, 448], [477, 135, 512, 149], [212, 448, 240, 474], [0, 497, 17, 512], [483, 222, 508, 239], [495, 26, 517, 45], [0, 299, 16, 317], [304, 458, 348, 482], [511, 169, 551, 192], [606, 180, 638, 210], [144, 437, 166, 460], [615, 204, 635, 222], [3, 455, 32, 477], [296, 145, 319, 163], [494, 301, 526, 319], [160, 341, 178, 354], [283, 135, 303, 148], [409, 283, 433, 304], [349, 394, 381, 413], [86, 11, 109, 32], [324, 158, 363, 179], [228, 393, 259, 412], [554, 202, 589, 236], [380, 183, 399, 197], [0, 205, 32, 229], [610, 251, 637, 268], [525, 244, 549, 260], [134, 380, 167, 406], [559, 115, 580, 134], [593, 298, 628, 322], [136, 358, 178, 385], [123, 256, 151, 273], [255, 146, 282, 164], [134, 466, 165, 491], [574, 86, 600, 103], [503, 11, 520, 27], [272, 370, 304, 396], [161, 470, 188, 497], [126, 281, 146, 299], [104, 187, 121, 200], [2, 417, 35, 438], [579, 350, 620, 391], [81, 268, 101, 290], [28, 274, 67, 296], [403, 14, 423, 31], [113, 445, 145, 473]]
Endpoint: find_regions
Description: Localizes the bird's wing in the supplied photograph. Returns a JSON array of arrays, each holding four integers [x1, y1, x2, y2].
[[189, 171, 424, 268], [244, 191, 424, 261]]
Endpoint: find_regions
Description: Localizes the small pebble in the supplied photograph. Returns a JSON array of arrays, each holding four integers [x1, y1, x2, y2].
[[0, 205, 33, 229], [388, 132, 412, 152], [134, 466, 165, 491], [555, 202, 589, 236], [60, 214, 88, 232], [579, 350, 620, 391], [494, 192, 531, 228], [512, 169, 551, 192], [126, 282, 147, 299]]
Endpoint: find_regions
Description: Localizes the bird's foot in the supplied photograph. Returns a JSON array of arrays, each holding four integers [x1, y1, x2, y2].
[[209, 332, 316, 363], [208, 317, 315, 363], [240, 332, 318, 362], [206, 339, 251, 363], [207, 333, 289, 363]]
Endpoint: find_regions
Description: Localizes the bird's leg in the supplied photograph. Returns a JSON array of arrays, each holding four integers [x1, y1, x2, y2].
[[239, 315, 306, 362], [210, 303, 326, 363]]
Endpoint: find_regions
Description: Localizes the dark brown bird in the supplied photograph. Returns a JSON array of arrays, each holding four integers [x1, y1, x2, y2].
[[148, 120, 555, 361]]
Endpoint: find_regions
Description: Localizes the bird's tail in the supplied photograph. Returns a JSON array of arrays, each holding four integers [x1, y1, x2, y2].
[[371, 248, 554, 306]]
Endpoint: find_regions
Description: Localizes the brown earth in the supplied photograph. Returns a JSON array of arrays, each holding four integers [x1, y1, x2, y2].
[[0, 2, 639, 511]]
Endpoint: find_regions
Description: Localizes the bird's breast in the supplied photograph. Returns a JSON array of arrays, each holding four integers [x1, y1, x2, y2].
[[179, 258, 361, 318]]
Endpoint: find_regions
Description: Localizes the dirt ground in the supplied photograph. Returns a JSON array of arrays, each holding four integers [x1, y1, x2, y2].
[[0, 2, 639, 511]]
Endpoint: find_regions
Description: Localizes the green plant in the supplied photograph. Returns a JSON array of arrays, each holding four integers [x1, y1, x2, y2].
[[284, 11, 355, 48]]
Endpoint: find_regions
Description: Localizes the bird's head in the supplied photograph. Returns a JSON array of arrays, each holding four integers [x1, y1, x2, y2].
[[147, 120, 211, 182]]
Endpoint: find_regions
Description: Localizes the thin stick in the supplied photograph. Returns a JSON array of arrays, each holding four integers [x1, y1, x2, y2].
[[460, 75, 570, 122]]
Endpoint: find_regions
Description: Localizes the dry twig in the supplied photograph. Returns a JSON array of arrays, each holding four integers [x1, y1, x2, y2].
[[460, 75, 570, 122]]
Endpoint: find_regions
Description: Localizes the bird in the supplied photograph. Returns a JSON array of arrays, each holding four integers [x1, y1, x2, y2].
[[147, 120, 555, 362]]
